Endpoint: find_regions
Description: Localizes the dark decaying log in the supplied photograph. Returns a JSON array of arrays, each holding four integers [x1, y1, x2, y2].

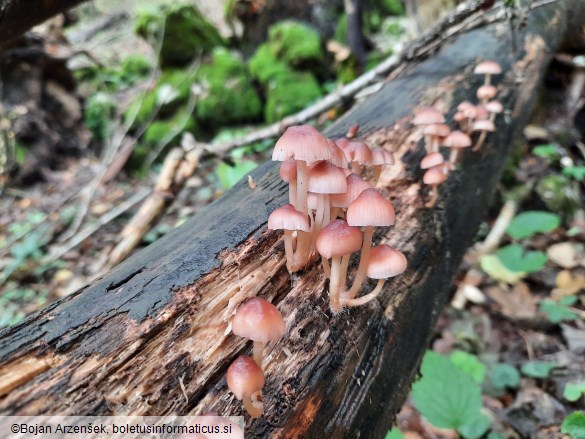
[[2, 2, 585, 438], [0, 0, 87, 46]]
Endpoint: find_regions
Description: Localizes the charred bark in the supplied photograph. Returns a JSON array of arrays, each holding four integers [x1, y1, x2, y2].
[[1, 2, 584, 438]]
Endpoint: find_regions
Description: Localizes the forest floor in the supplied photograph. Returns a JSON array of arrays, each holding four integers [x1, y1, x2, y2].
[[0, 3, 584, 438]]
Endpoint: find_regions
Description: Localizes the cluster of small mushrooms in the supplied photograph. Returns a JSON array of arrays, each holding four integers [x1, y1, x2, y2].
[[224, 60, 501, 419], [416, 60, 502, 206]]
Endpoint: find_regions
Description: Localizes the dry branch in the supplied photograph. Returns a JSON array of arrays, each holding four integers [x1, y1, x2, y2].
[[1, 2, 584, 439]]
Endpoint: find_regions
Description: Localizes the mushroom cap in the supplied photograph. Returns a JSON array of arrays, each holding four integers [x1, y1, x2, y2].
[[474, 105, 489, 121], [328, 139, 349, 169], [268, 204, 310, 232], [232, 297, 285, 343], [472, 120, 495, 132], [371, 147, 395, 166], [308, 160, 347, 194], [474, 60, 502, 75], [227, 355, 265, 400], [330, 173, 373, 208], [477, 85, 497, 100], [423, 165, 448, 185], [316, 219, 363, 258], [485, 100, 503, 113], [412, 107, 445, 125], [424, 123, 450, 137], [334, 137, 350, 150], [345, 141, 374, 165], [463, 106, 477, 119], [457, 101, 475, 112], [421, 152, 445, 169], [453, 111, 466, 123], [443, 131, 472, 148], [272, 125, 332, 163], [347, 188, 395, 227], [279, 159, 297, 182], [366, 245, 407, 279]]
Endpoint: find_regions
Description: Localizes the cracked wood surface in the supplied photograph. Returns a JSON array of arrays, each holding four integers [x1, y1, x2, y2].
[[2, 2, 585, 438]]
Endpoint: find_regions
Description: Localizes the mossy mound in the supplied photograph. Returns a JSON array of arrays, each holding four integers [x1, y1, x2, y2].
[[85, 92, 116, 142], [265, 71, 322, 123], [248, 44, 290, 84], [265, 21, 324, 68], [195, 48, 262, 127], [135, 3, 224, 67]]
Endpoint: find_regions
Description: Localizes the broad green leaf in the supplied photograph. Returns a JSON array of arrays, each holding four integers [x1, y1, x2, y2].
[[450, 351, 486, 384], [532, 144, 559, 159], [539, 298, 579, 323], [564, 382, 585, 402], [458, 412, 490, 439], [216, 161, 258, 190], [480, 254, 525, 283], [562, 412, 585, 439], [563, 166, 585, 180], [497, 245, 547, 273], [487, 433, 506, 439], [385, 429, 405, 439], [520, 361, 557, 378], [412, 351, 483, 430], [491, 363, 520, 389], [507, 211, 560, 239]]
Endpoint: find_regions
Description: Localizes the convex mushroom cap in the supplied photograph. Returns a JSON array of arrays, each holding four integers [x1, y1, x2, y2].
[[268, 204, 310, 232], [347, 188, 395, 227], [423, 165, 448, 185], [227, 355, 265, 401], [474, 60, 502, 75], [412, 107, 445, 125], [316, 219, 362, 259], [232, 298, 285, 344], [443, 131, 472, 148], [308, 161, 347, 194], [367, 245, 407, 279], [421, 152, 445, 169], [272, 125, 332, 163]]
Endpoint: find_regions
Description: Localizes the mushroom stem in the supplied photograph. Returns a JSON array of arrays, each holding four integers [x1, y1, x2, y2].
[[425, 184, 439, 208], [289, 181, 297, 207], [339, 253, 351, 295], [330, 256, 343, 313], [485, 74, 491, 86], [373, 165, 382, 185], [296, 161, 308, 215], [293, 231, 311, 270], [347, 226, 374, 299], [341, 279, 385, 307], [351, 162, 362, 175], [243, 393, 263, 418], [449, 148, 460, 165], [330, 207, 340, 220], [321, 256, 331, 278], [253, 341, 265, 368], [473, 131, 487, 152], [283, 230, 295, 271]]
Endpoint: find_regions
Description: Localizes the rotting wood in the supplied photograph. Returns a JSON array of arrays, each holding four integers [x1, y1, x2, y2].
[[1, 2, 585, 438]]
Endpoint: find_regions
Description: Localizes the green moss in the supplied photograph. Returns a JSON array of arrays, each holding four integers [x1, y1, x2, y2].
[[267, 21, 323, 67], [143, 108, 197, 145], [135, 3, 225, 67], [85, 92, 116, 142], [333, 14, 348, 44], [536, 175, 581, 218], [248, 44, 290, 84], [265, 71, 322, 123], [119, 55, 152, 83], [378, 0, 405, 16], [195, 48, 262, 126]]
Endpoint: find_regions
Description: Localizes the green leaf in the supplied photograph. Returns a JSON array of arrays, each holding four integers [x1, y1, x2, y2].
[[497, 245, 547, 273], [491, 363, 520, 389], [458, 412, 490, 439], [385, 429, 405, 439], [520, 361, 557, 378], [216, 161, 258, 190], [450, 351, 486, 384], [532, 144, 559, 159], [564, 382, 585, 402], [412, 351, 483, 430], [539, 298, 579, 323], [487, 432, 506, 439], [562, 412, 585, 439], [480, 254, 525, 283], [563, 165, 585, 180], [507, 211, 561, 239]]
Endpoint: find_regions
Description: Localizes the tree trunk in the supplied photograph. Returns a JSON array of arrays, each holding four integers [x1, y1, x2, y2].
[[1, 2, 584, 438]]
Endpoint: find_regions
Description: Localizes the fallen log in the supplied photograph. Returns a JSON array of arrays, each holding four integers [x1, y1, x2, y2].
[[1, 2, 584, 438]]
